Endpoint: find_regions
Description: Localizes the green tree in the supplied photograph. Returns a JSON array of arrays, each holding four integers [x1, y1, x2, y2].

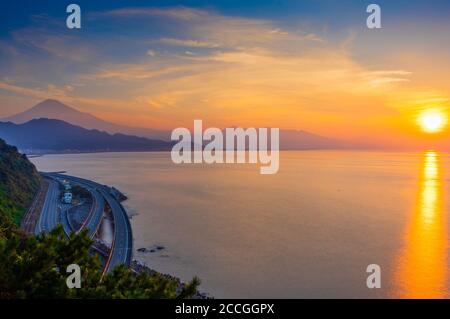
[[0, 226, 200, 299]]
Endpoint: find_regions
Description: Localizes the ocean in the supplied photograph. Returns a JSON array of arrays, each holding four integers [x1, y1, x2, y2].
[[31, 150, 450, 298]]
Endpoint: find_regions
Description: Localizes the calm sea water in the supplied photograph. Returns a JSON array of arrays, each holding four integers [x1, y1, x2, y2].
[[31, 151, 450, 298]]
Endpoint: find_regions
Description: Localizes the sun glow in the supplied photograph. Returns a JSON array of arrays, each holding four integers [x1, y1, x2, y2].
[[418, 110, 447, 133]]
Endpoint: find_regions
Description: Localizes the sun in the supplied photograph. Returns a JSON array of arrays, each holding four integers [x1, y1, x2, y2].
[[418, 110, 447, 133]]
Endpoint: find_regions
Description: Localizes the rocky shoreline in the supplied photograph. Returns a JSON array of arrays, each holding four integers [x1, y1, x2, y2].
[[130, 260, 211, 299]]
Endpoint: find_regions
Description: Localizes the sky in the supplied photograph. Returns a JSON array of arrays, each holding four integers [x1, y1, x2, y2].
[[1, 0, 450, 148]]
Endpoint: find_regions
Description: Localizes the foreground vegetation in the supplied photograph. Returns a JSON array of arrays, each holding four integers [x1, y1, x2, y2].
[[0, 226, 200, 298], [0, 138, 200, 298]]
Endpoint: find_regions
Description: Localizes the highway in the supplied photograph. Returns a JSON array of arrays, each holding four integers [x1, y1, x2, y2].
[[34, 179, 60, 235], [83, 189, 105, 238], [45, 173, 133, 271], [43, 173, 105, 239], [99, 187, 133, 272], [61, 207, 73, 236], [60, 203, 80, 236], [72, 183, 105, 238]]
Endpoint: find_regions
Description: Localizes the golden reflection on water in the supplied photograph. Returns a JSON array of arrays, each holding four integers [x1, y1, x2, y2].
[[395, 151, 447, 298]]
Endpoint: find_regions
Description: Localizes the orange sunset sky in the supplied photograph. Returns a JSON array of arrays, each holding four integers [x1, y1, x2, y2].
[[1, 1, 450, 149]]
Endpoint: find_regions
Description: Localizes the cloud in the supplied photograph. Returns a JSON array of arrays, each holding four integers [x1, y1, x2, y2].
[[98, 7, 323, 52], [11, 28, 95, 62], [0, 82, 74, 99], [80, 64, 193, 81], [300, 33, 324, 43], [157, 38, 220, 48], [361, 70, 412, 87], [146, 49, 157, 57], [0, 40, 20, 56], [97, 7, 208, 21], [2, 6, 443, 140]]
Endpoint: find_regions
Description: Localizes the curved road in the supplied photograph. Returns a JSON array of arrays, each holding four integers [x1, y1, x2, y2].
[[72, 183, 105, 238], [46, 173, 132, 271], [99, 187, 133, 272], [43, 173, 105, 239]]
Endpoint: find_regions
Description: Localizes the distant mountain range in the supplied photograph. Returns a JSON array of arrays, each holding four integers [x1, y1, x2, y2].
[[278, 129, 341, 150], [0, 118, 173, 154], [1, 99, 343, 152], [1, 99, 170, 140]]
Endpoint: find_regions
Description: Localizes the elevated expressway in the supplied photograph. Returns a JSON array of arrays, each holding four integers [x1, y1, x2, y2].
[[43, 173, 133, 272]]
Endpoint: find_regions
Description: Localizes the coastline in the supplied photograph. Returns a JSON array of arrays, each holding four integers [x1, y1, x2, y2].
[[111, 183, 211, 298], [27, 171, 210, 298]]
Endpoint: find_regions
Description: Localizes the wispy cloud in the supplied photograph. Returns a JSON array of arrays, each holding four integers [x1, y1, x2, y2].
[[0, 82, 74, 99], [97, 7, 208, 21], [80, 64, 192, 81], [157, 38, 220, 48], [11, 28, 95, 62]]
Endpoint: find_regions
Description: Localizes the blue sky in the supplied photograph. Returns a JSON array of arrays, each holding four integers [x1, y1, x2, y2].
[[2, 0, 450, 35]]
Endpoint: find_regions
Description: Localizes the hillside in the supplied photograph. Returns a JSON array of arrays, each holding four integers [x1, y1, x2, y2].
[[0, 118, 174, 154], [0, 138, 40, 226]]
